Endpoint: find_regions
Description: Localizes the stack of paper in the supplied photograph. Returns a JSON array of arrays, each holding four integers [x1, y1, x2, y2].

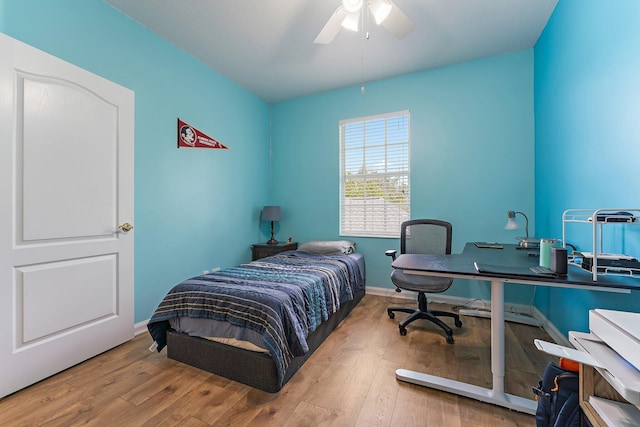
[[590, 309, 640, 371]]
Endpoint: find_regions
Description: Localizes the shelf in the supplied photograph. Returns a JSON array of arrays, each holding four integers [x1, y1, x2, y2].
[[568, 331, 640, 426], [537, 314, 640, 426], [588, 396, 640, 426], [562, 208, 639, 223], [568, 260, 640, 279], [562, 208, 640, 281], [569, 331, 640, 405]]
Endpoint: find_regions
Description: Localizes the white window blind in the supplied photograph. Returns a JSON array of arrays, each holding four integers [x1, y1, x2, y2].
[[339, 110, 410, 238]]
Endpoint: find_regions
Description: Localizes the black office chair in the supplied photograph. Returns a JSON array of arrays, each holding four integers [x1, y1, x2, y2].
[[385, 219, 462, 344]]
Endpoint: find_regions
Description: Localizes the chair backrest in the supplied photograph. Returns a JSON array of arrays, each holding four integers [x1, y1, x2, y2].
[[400, 219, 452, 256]]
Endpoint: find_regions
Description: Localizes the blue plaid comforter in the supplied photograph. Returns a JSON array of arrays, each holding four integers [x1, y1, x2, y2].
[[147, 251, 365, 386]]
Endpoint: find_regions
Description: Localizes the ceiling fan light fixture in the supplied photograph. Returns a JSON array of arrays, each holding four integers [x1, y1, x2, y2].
[[370, 0, 392, 25], [341, 12, 360, 32], [342, 0, 363, 13], [314, 0, 413, 44]]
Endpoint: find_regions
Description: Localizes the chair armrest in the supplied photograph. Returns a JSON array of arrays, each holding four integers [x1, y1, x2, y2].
[[385, 249, 397, 261]]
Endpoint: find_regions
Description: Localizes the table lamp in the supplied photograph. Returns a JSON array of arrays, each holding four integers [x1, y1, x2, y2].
[[262, 206, 282, 245], [505, 210, 540, 249]]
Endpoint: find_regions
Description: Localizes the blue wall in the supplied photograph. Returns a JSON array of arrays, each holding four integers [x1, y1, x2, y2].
[[272, 51, 537, 303], [7, 0, 636, 337], [534, 0, 640, 335], [0, 0, 540, 321], [0, 0, 271, 322]]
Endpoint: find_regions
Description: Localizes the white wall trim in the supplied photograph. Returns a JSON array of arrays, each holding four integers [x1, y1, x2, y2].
[[134, 320, 149, 336], [531, 305, 570, 346], [366, 286, 569, 346]]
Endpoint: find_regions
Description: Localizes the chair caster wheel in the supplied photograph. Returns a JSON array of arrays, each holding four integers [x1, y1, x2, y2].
[[388, 310, 395, 319], [399, 326, 407, 336], [455, 319, 463, 328], [446, 335, 454, 344]]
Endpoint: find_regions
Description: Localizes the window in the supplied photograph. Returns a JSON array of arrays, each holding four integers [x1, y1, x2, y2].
[[340, 110, 410, 238]]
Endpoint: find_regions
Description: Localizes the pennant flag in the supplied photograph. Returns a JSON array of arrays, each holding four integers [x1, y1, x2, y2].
[[177, 118, 228, 149]]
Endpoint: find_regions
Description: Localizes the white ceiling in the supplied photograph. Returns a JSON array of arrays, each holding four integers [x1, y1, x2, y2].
[[104, 0, 558, 103]]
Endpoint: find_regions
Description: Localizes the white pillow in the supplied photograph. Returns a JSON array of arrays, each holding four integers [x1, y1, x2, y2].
[[298, 240, 356, 255]]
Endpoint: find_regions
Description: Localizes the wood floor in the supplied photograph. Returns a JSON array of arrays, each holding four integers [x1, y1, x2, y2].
[[0, 295, 556, 426]]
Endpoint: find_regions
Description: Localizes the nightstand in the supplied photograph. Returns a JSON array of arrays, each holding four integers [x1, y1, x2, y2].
[[251, 242, 298, 261]]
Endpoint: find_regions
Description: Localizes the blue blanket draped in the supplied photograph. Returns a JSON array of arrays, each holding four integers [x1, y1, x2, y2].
[[147, 251, 364, 387]]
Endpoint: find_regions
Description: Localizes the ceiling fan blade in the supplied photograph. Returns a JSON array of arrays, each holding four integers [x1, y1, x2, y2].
[[314, 6, 348, 44], [382, 1, 415, 40]]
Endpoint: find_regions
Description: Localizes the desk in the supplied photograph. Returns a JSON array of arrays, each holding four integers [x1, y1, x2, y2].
[[391, 243, 640, 414]]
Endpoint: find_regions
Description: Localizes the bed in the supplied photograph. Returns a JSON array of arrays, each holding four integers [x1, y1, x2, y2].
[[147, 242, 365, 393]]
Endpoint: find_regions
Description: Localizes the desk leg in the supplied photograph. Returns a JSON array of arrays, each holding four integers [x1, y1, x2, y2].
[[491, 279, 505, 395], [395, 279, 537, 415]]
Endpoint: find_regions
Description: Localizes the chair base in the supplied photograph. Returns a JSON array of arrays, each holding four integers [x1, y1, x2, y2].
[[388, 292, 462, 344]]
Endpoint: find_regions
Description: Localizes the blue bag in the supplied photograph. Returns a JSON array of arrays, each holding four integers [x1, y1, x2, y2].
[[532, 361, 581, 427]]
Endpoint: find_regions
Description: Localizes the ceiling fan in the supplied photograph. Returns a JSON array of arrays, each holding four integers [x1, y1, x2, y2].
[[314, 0, 415, 44]]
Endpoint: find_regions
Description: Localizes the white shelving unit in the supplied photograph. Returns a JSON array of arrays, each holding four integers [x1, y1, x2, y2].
[[569, 331, 640, 427], [562, 208, 640, 281], [536, 309, 640, 426]]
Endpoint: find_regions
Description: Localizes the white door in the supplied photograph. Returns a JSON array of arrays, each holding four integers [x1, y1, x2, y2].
[[0, 33, 134, 398]]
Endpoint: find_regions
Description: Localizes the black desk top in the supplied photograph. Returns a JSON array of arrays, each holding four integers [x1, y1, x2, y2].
[[391, 243, 640, 291]]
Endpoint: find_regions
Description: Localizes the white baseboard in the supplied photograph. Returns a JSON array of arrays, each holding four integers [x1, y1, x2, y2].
[[366, 286, 569, 346], [134, 320, 149, 336], [458, 309, 542, 327], [531, 305, 570, 347]]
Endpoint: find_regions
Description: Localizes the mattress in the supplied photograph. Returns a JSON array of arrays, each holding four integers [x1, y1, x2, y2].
[[168, 251, 365, 353], [148, 250, 365, 386]]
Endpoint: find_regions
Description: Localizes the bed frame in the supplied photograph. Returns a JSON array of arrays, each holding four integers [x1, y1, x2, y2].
[[166, 289, 365, 393]]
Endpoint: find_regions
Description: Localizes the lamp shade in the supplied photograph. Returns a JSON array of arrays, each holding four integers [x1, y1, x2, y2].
[[505, 211, 520, 230], [261, 206, 282, 222], [505, 210, 530, 240]]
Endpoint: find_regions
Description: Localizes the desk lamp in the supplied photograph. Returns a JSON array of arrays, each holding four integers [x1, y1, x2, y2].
[[262, 206, 282, 245], [505, 210, 540, 249]]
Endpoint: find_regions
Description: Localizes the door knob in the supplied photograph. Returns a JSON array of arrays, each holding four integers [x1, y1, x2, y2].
[[118, 223, 133, 232]]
